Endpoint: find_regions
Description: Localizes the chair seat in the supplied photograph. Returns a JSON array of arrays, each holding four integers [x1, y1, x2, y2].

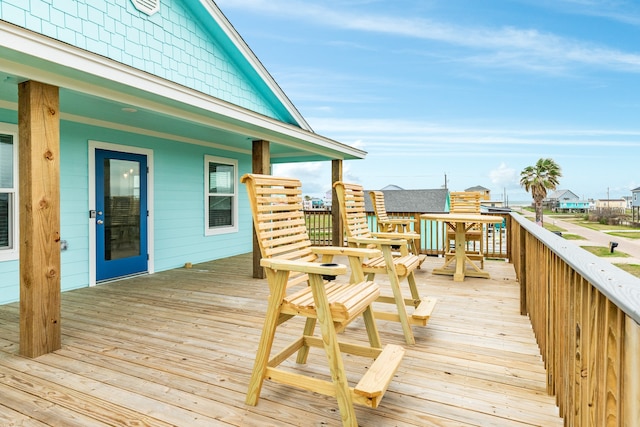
[[362, 254, 420, 277], [283, 280, 380, 323]]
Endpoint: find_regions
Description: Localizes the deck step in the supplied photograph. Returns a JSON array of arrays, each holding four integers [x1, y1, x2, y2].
[[412, 297, 437, 321], [354, 344, 405, 408]]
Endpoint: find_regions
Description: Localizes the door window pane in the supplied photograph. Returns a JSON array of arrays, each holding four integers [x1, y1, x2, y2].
[[104, 159, 141, 260]]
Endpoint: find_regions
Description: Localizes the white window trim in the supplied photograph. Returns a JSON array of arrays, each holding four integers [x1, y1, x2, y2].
[[204, 155, 238, 236], [0, 123, 18, 262]]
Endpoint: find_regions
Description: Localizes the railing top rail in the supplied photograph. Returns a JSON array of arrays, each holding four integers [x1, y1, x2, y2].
[[511, 212, 640, 325]]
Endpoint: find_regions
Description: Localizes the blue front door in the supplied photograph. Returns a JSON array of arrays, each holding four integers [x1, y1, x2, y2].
[[95, 149, 148, 281]]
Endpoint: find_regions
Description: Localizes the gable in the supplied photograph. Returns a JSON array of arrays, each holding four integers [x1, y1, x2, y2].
[[0, 0, 304, 127], [548, 189, 579, 200]]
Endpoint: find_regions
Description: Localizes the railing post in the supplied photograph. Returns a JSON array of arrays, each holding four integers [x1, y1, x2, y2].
[[331, 160, 343, 246], [519, 224, 527, 315], [624, 318, 640, 427]]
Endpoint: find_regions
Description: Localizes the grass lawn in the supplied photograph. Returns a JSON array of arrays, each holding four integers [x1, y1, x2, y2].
[[581, 246, 630, 258], [526, 217, 567, 232], [562, 233, 585, 240], [614, 264, 640, 278], [568, 221, 636, 231], [606, 231, 640, 239]]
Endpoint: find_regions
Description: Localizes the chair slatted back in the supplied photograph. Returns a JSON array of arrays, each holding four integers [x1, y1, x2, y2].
[[334, 182, 373, 241], [449, 191, 481, 213], [242, 174, 315, 288], [370, 191, 390, 224]]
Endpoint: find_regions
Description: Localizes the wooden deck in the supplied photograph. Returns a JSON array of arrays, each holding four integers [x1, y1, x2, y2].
[[0, 254, 562, 426]]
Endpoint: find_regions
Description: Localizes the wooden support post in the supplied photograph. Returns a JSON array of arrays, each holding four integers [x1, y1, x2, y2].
[[331, 160, 343, 247], [18, 81, 61, 358], [252, 140, 269, 279]]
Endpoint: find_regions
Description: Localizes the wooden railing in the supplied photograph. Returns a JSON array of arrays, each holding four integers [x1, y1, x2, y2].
[[304, 210, 510, 259], [509, 212, 640, 426]]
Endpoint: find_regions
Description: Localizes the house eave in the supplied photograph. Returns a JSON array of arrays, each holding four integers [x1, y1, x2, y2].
[[0, 20, 365, 161]]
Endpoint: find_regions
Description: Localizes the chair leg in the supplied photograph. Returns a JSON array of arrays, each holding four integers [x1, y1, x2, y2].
[[406, 272, 420, 303], [382, 248, 415, 345], [308, 274, 358, 426], [362, 306, 381, 349], [295, 317, 316, 364], [246, 270, 289, 406]]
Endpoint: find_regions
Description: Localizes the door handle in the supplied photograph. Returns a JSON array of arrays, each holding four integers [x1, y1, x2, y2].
[[96, 220, 104, 224]]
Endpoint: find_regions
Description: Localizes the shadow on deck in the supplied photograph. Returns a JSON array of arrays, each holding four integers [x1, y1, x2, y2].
[[0, 253, 561, 426]]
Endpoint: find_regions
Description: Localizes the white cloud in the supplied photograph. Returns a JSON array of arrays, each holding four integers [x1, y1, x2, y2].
[[217, 0, 640, 73], [273, 162, 332, 195], [489, 162, 519, 189]]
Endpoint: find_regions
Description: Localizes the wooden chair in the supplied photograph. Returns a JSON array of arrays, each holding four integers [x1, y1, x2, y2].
[[369, 190, 427, 268], [334, 181, 437, 345], [242, 174, 405, 426], [447, 191, 484, 268]]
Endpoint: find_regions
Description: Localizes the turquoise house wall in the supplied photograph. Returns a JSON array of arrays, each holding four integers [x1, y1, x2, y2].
[[0, 110, 18, 303], [0, 114, 253, 304], [0, 0, 291, 122]]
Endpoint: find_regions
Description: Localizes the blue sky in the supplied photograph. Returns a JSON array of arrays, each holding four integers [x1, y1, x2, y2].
[[216, 0, 640, 202]]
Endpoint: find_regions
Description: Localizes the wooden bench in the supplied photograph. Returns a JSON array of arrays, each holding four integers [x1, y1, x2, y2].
[[335, 181, 438, 345], [242, 174, 405, 427]]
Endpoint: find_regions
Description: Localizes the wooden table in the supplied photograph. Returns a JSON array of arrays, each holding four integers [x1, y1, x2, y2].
[[421, 213, 503, 282]]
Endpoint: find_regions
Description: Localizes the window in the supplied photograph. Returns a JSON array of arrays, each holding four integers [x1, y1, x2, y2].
[[205, 155, 237, 235], [0, 125, 18, 261]]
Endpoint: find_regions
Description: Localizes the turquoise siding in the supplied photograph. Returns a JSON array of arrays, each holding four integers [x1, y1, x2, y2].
[[0, 111, 18, 304], [0, 117, 253, 304], [0, 263, 18, 304], [0, 0, 290, 122], [559, 201, 590, 209]]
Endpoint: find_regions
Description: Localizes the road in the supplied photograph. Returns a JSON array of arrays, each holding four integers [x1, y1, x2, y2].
[[517, 209, 640, 264]]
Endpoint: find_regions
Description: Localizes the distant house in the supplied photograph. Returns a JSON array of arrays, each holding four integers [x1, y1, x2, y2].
[[303, 198, 325, 210], [632, 187, 640, 222], [545, 189, 591, 212], [595, 199, 626, 213], [465, 185, 491, 201], [546, 189, 579, 203]]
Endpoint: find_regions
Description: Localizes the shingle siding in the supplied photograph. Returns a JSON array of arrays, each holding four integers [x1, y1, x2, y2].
[[1, 0, 283, 120]]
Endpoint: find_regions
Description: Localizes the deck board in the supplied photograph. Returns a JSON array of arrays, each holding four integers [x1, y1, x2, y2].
[[0, 253, 562, 426]]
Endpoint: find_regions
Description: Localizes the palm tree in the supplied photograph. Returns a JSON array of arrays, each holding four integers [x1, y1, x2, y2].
[[520, 158, 562, 226]]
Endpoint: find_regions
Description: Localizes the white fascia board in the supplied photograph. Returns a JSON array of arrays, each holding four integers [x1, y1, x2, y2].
[[0, 21, 366, 160]]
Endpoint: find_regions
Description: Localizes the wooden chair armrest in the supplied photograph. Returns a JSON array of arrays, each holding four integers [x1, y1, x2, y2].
[[311, 246, 382, 258], [348, 236, 407, 246], [260, 258, 347, 276], [383, 218, 416, 225], [372, 231, 419, 241]]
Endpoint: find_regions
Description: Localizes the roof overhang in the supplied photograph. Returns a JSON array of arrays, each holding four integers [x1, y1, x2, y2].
[[0, 21, 366, 163]]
